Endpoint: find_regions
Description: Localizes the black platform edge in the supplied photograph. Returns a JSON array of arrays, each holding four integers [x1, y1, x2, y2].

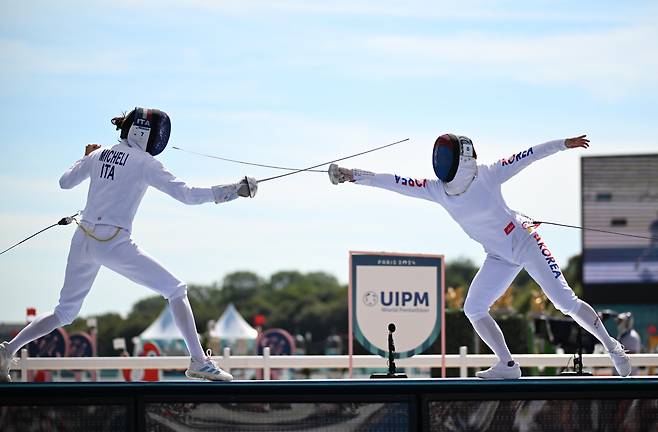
[[2, 377, 658, 401], [3, 378, 658, 432]]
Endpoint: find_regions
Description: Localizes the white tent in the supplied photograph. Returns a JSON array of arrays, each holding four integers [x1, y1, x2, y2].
[[136, 306, 189, 356], [207, 304, 259, 378], [209, 303, 258, 341]]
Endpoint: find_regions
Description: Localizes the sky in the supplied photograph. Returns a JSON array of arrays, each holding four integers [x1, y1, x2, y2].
[[1, 1, 657, 322]]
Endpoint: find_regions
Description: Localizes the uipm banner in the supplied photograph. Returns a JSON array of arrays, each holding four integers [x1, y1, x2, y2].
[[349, 252, 445, 364]]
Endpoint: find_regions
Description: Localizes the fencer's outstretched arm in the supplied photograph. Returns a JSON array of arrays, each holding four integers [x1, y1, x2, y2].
[[490, 135, 589, 184], [490, 139, 565, 183], [355, 172, 442, 202], [144, 157, 258, 204], [329, 164, 441, 203]]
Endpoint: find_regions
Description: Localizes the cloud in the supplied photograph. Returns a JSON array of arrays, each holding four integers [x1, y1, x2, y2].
[[356, 25, 658, 99], [3, 3, 655, 101], [142, 0, 640, 24], [0, 39, 126, 76]]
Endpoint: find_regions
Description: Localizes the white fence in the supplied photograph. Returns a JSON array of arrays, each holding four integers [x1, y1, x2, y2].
[[12, 347, 658, 382]]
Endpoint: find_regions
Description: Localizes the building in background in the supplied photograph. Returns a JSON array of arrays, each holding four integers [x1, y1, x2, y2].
[[582, 154, 658, 350]]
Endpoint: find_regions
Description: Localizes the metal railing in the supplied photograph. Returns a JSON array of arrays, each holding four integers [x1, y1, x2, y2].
[[12, 347, 658, 382]]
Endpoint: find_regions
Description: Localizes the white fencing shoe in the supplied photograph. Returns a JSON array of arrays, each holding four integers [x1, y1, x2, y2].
[[476, 361, 521, 380], [608, 342, 632, 377], [185, 355, 233, 382], [328, 164, 354, 184], [0, 342, 15, 383]]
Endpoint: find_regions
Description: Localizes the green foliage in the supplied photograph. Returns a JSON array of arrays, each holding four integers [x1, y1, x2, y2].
[[562, 254, 583, 297], [445, 257, 479, 289], [442, 309, 474, 354], [95, 313, 127, 356], [84, 270, 347, 356]]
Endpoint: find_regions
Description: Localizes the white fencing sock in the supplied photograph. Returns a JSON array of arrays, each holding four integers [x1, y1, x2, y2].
[[471, 315, 514, 364], [6, 312, 62, 356], [169, 295, 206, 362], [569, 300, 616, 351]]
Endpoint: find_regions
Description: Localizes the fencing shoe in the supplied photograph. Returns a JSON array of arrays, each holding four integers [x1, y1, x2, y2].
[[476, 360, 521, 380], [608, 342, 632, 377], [0, 342, 15, 382], [186, 353, 233, 382]]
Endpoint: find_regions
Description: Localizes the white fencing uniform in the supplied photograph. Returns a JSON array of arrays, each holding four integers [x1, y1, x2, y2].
[[1, 130, 242, 380], [61, 140, 216, 231], [353, 140, 579, 320], [55, 223, 186, 324], [53, 140, 226, 325], [348, 136, 631, 376]]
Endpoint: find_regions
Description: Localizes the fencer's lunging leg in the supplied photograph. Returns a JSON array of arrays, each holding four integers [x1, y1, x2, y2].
[[5, 313, 62, 356], [470, 315, 513, 363], [569, 300, 615, 350], [464, 254, 522, 364], [568, 300, 631, 376], [170, 295, 233, 381], [101, 234, 202, 360], [521, 231, 615, 346], [101, 234, 233, 381], [522, 231, 631, 376], [6, 227, 101, 356], [169, 295, 206, 362]]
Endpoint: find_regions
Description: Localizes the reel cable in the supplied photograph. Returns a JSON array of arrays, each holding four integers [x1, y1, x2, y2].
[[0, 212, 80, 256], [531, 220, 658, 241], [172, 146, 326, 173]]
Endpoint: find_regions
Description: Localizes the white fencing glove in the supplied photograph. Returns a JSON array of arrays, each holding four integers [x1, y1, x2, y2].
[[211, 184, 239, 203], [212, 177, 258, 203], [237, 176, 258, 198], [328, 163, 354, 184], [328, 164, 374, 184]]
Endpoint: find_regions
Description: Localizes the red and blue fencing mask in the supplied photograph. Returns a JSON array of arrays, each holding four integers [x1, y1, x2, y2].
[[432, 134, 477, 182]]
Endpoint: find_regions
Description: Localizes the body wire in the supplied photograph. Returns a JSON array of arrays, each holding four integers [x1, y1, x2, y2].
[[73, 218, 121, 242], [532, 220, 658, 241], [0, 212, 80, 256], [172, 147, 326, 173]]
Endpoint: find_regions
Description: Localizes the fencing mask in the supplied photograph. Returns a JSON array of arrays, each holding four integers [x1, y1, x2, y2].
[[432, 134, 476, 182], [119, 107, 171, 156]]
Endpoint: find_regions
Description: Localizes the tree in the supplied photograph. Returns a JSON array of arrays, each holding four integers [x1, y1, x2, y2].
[[94, 313, 126, 356], [562, 254, 583, 297], [220, 271, 264, 305], [445, 257, 479, 289]]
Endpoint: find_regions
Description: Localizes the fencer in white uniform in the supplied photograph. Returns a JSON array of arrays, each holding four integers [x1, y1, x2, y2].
[[0, 107, 257, 382], [329, 134, 632, 379]]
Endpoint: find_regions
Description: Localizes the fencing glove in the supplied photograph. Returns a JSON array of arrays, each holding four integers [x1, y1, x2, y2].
[[237, 176, 258, 198], [211, 177, 258, 203], [328, 164, 374, 184]]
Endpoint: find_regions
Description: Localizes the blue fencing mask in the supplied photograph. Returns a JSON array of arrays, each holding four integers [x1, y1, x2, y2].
[[432, 134, 476, 182], [119, 107, 171, 156]]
